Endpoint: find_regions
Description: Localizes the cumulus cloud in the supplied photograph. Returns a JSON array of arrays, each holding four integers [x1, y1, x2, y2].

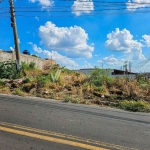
[[38, 21, 94, 58], [30, 43, 78, 67], [98, 55, 119, 66], [142, 35, 150, 47], [43, 50, 78, 67], [82, 61, 93, 68], [105, 28, 145, 60], [71, 0, 94, 16], [126, 0, 150, 11], [32, 44, 43, 53], [28, 0, 53, 7]]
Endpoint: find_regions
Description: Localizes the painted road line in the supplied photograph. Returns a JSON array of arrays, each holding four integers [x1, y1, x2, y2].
[[0, 126, 107, 150], [0, 121, 138, 150]]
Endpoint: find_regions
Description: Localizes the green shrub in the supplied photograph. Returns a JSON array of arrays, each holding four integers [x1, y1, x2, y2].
[[29, 62, 36, 70], [61, 67, 72, 74], [24, 76, 34, 83], [0, 61, 20, 79], [90, 67, 111, 87], [64, 95, 72, 102], [36, 75, 49, 87], [119, 100, 150, 112], [95, 85, 107, 93], [105, 76, 115, 86], [14, 88, 24, 96], [0, 80, 5, 86], [64, 96, 79, 103], [22, 62, 36, 71]]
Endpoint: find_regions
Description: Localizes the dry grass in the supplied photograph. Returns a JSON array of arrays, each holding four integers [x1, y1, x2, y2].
[[0, 67, 150, 112]]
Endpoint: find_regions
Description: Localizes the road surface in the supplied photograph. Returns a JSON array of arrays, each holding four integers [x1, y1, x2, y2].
[[0, 94, 150, 150]]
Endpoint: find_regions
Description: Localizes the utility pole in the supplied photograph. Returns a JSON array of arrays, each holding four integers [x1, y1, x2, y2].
[[9, 0, 21, 70], [129, 61, 132, 73]]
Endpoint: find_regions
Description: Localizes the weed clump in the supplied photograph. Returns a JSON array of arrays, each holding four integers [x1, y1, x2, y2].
[[119, 100, 150, 112]]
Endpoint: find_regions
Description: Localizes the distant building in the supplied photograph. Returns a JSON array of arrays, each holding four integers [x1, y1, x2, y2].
[[73, 68, 137, 79]]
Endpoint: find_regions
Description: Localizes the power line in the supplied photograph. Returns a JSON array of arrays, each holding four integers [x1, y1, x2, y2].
[[59, 0, 150, 5], [0, 3, 150, 18], [1, 1, 150, 9], [0, 9, 150, 19]]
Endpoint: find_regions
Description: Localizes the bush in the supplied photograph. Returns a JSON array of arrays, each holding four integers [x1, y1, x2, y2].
[[90, 67, 111, 87], [64, 96, 79, 104], [119, 100, 150, 112], [61, 67, 72, 74], [95, 85, 108, 94], [0, 61, 20, 79], [36, 75, 50, 87], [22, 62, 36, 71], [0, 80, 5, 86], [105, 76, 115, 87], [23, 76, 34, 83], [64, 96, 72, 103], [14, 88, 24, 96]]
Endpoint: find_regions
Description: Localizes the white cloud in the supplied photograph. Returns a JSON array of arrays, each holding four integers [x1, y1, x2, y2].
[[28, 0, 53, 7], [71, 0, 94, 16], [38, 21, 94, 58], [43, 50, 78, 67], [18, 38, 21, 44], [27, 42, 33, 45], [32, 44, 43, 53], [105, 28, 145, 60], [126, 0, 150, 11], [10, 47, 14, 51], [82, 62, 93, 68], [142, 35, 150, 47], [98, 55, 119, 66], [30, 44, 78, 68]]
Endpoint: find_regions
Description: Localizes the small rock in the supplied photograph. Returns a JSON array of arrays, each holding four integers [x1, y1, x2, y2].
[[44, 90, 49, 94], [1, 78, 10, 83], [101, 95, 105, 98], [63, 89, 68, 92], [5, 83, 11, 88], [29, 88, 36, 94], [13, 78, 24, 84]]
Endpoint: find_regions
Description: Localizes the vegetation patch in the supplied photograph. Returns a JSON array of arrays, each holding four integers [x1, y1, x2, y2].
[[119, 100, 150, 112], [0, 61, 150, 113]]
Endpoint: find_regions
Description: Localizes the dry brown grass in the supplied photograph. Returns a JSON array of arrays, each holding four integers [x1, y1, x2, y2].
[[1, 67, 150, 112], [0, 87, 11, 94]]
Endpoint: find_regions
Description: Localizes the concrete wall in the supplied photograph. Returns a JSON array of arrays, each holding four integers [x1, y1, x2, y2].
[[0, 51, 45, 69], [109, 74, 136, 80]]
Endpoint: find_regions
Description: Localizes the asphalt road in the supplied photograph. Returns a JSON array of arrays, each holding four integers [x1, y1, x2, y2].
[[0, 94, 150, 150]]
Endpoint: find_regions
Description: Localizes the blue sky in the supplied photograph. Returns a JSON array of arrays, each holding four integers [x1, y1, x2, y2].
[[0, 0, 150, 72]]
